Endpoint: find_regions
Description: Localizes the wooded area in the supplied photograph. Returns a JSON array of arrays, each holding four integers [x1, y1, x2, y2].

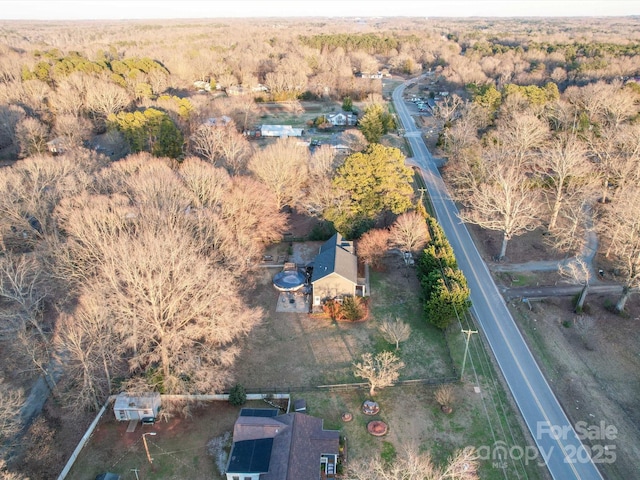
[[0, 15, 639, 479]]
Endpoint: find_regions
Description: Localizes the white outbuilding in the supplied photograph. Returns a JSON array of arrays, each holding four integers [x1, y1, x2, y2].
[[113, 392, 161, 422]]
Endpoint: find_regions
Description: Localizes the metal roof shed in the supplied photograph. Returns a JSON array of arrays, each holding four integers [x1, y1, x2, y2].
[[113, 392, 161, 422]]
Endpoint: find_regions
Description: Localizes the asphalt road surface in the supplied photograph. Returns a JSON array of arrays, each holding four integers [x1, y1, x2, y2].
[[393, 78, 605, 480]]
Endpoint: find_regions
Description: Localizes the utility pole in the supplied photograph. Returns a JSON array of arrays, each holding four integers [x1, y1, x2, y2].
[[131, 469, 140, 480], [142, 432, 157, 465], [417, 187, 427, 204], [460, 328, 478, 379]]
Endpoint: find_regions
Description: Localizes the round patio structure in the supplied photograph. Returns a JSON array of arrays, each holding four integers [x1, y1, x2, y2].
[[272, 268, 306, 292], [362, 400, 380, 415], [367, 420, 388, 436]]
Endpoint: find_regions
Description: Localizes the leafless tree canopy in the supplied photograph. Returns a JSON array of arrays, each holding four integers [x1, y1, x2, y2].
[[248, 137, 309, 209], [52, 156, 283, 394], [378, 317, 411, 350], [348, 443, 478, 480], [0, 379, 24, 444], [191, 121, 252, 174], [389, 211, 430, 254], [353, 351, 405, 397], [434, 384, 455, 408], [357, 228, 390, 268], [452, 146, 542, 260], [596, 186, 640, 312]]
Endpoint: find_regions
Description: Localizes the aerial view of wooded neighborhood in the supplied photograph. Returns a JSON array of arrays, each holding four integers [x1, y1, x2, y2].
[[1, 8, 640, 480]]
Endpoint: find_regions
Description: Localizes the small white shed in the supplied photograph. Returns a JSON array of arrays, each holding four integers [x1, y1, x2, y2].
[[113, 392, 161, 421]]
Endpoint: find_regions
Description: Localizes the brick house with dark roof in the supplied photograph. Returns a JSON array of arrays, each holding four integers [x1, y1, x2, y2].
[[225, 408, 340, 480], [311, 233, 366, 308]]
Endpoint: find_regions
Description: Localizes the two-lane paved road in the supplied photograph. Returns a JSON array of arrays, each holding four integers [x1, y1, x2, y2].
[[393, 79, 604, 480]]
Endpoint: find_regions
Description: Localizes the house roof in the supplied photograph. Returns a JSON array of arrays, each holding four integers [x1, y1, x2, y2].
[[286, 414, 339, 480], [233, 415, 290, 442], [226, 411, 339, 480], [312, 233, 358, 284], [227, 438, 274, 474], [260, 125, 304, 137]]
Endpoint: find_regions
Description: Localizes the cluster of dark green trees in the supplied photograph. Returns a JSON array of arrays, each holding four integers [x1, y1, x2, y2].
[[21, 49, 168, 87], [417, 217, 471, 329], [299, 32, 418, 55], [358, 104, 396, 143], [107, 108, 184, 158]]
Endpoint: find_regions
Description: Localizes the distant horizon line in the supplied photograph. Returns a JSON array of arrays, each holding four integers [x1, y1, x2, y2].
[[1, 14, 639, 21]]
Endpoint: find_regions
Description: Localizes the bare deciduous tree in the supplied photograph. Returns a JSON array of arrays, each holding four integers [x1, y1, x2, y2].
[[536, 134, 595, 231], [85, 76, 131, 119], [379, 317, 411, 350], [348, 444, 478, 480], [0, 104, 25, 149], [357, 228, 390, 269], [492, 111, 549, 168], [0, 379, 24, 444], [53, 158, 273, 395], [0, 151, 104, 252], [191, 124, 218, 164], [215, 176, 288, 267], [341, 128, 368, 152], [441, 114, 481, 164], [566, 80, 635, 128], [53, 114, 92, 149], [434, 93, 464, 124], [50, 72, 88, 118], [18, 79, 52, 116], [248, 137, 309, 209], [584, 124, 625, 204], [179, 156, 231, 208], [300, 176, 347, 218], [434, 384, 455, 413], [548, 199, 591, 255], [59, 195, 263, 394], [15, 116, 49, 158], [559, 257, 592, 312], [55, 297, 116, 411], [596, 186, 640, 312], [353, 351, 404, 397], [0, 254, 54, 389], [389, 211, 430, 254], [309, 144, 337, 180], [191, 121, 252, 174], [454, 149, 542, 260]]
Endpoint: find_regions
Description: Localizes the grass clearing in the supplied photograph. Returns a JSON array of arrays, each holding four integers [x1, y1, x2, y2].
[[66, 400, 257, 480]]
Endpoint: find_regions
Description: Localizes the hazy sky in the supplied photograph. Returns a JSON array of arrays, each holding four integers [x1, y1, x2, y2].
[[1, 0, 638, 20]]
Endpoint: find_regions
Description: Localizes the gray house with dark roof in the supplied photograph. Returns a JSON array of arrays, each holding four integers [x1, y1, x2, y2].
[[225, 408, 340, 480], [311, 233, 365, 308]]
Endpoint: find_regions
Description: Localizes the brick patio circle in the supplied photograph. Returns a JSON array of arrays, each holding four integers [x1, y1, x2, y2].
[[367, 420, 388, 436]]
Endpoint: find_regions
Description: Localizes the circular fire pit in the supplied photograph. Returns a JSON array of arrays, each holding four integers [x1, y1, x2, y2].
[[362, 400, 380, 415], [341, 412, 353, 422], [367, 420, 388, 436]]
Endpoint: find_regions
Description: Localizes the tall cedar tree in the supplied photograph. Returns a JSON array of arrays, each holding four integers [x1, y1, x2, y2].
[[329, 144, 413, 236]]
